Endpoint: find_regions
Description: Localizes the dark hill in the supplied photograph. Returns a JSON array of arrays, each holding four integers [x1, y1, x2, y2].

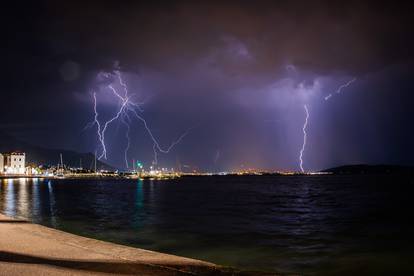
[[0, 131, 114, 170], [322, 164, 414, 175]]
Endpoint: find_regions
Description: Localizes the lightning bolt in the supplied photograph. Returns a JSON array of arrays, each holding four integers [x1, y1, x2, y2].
[[298, 77, 356, 172], [121, 115, 131, 168], [325, 78, 357, 101], [98, 85, 129, 160], [128, 108, 191, 164], [153, 143, 158, 165], [84, 92, 105, 157], [299, 104, 309, 173], [87, 70, 189, 168]]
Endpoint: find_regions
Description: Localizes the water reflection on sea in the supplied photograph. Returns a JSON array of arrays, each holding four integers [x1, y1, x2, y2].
[[0, 175, 413, 275]]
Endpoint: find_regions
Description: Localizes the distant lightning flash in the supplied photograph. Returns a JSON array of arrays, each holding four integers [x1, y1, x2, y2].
[[324, 78, 356, 101], [214, 150, 220, 164], [87, 71, 189, 168], [299, 105, 309, 173], [129, 107, 191, 164], [121, 115, 131, 168], [153, 144, 158, 165]]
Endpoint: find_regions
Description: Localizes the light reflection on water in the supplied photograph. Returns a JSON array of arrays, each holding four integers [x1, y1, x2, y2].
[[132, 179, 144, 229], [47, 180, 57, 227], [17, 178, 28, 218], [5, 179, 16, 217], [32, 178, 40, 219], [0, 176, 413, 275]]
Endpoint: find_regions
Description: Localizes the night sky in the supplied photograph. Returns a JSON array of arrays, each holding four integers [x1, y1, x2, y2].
[[2, 0, 414, 171]]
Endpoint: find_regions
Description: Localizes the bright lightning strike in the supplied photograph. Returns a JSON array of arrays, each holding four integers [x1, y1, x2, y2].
[[298, 77, 356, 172], [98, 86, 129, 160], [299, 104, 309, 173], [87, 71, 189, 168], [86, 92, 105, 158]]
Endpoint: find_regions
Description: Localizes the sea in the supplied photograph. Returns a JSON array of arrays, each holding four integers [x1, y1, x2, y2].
[[0, 175, 413, 275]]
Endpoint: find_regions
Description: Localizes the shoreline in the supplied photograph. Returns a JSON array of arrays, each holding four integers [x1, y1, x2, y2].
[[0, 213, 277, 275]]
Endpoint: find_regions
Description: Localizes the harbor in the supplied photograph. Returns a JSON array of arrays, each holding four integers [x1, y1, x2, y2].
[[0, 151, 324, 182]]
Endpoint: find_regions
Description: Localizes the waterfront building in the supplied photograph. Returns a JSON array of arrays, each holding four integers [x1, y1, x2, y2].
[[0, 153, 3, 174], [3, 152, 26, 175]]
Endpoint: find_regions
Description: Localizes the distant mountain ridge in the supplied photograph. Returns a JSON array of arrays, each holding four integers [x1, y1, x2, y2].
[[322, 164, 414, 174], [0, 131, 114, 170]]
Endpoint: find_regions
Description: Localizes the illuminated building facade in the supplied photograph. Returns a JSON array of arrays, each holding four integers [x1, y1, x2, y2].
[[3, 152, 26, 175], [0, 153, 3, 174]]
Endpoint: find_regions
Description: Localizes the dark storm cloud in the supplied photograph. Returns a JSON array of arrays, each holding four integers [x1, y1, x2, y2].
[[2, 0, 412, 108], [6, 1, 413, 79]]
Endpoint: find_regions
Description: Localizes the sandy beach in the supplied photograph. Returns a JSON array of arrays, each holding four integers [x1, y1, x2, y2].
[[0, 213, 270, 276]]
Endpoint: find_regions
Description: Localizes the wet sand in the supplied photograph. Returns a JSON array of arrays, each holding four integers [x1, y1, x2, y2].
[[0, 213, 273, 275]]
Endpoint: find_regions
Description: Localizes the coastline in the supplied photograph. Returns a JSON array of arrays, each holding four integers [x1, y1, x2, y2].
[[0, 213, 275, 275]]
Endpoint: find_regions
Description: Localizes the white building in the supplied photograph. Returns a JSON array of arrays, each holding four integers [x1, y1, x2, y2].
[[0, 153, 3, 174], [4, 152, 26, 175]]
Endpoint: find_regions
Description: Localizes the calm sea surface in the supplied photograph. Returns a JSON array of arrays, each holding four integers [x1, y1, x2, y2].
[[0, 175, 413, 275]]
